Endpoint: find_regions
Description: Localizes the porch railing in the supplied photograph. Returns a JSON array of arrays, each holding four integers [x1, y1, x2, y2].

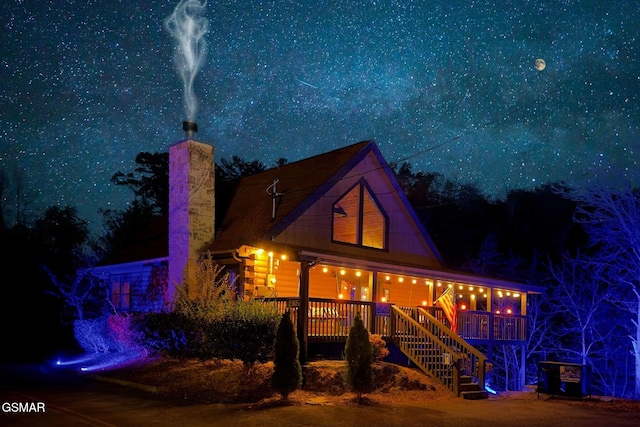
[[415, 307, 488, 390], [266, 297, 374, 342], [264, 298, 525, 345], [420, 307, 527, 342], [389, 306, 463, 395]]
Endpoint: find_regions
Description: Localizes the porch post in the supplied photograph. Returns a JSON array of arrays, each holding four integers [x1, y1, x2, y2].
[[298, 256, 317, 365], [519, 342, 526, 390]]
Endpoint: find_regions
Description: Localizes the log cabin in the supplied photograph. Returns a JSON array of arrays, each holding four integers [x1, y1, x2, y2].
[[92, 126, 542, 398]]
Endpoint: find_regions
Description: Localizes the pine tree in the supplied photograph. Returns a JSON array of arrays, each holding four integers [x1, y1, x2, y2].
[[271, 310, 302, 399], [345, 312, 374, 403]]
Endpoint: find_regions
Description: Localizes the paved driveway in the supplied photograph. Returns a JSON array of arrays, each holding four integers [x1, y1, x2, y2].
[[1, 364, 639, 427]]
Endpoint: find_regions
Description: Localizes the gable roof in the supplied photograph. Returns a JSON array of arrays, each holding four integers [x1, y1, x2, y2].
[[206, 140, 444, 266], [206, 141, 371, 251]]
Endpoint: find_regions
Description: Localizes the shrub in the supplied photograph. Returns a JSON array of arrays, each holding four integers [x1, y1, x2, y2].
[[271, 310, 302, 399], [73, 317, 117, 353], [344, 312, 374, 402], [134, 311, 192, 357], [369, 334, 389, 361], [135, 255, 280, 362], [106, 314, 145, 354]]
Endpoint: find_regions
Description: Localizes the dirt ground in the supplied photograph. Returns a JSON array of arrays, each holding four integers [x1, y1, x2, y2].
[[89, 355, 640, 413]]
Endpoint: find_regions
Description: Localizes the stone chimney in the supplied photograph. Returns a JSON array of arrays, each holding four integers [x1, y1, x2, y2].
[[167, 123, 214, 307]]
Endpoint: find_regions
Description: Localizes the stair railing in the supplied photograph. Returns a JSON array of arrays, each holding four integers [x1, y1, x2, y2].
[[415, 307, 488, 390], [390, 306, 462, 395]]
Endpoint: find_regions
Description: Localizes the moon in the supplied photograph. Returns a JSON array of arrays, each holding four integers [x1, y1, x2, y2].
[[534, 58, 546, 71]]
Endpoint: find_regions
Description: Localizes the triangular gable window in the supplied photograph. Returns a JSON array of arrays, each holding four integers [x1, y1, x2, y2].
[[332, 179, 387, 249]]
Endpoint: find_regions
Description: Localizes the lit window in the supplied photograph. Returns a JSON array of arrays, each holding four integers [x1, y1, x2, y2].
[[112, 281, 130, 312], [332, 180, 387, 249]]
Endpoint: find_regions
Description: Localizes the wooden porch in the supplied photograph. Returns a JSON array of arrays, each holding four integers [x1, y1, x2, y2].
[[266, 297, 525, 398], [268, 297, 527, 344]]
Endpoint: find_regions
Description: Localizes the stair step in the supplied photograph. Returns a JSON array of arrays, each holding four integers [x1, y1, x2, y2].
[[459, 382, 481, 392], [460, 375, 473, 384], [461, 390, 489, 400]]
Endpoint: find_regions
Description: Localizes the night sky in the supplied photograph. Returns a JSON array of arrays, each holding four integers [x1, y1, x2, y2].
[[1, 0, 638, 234]]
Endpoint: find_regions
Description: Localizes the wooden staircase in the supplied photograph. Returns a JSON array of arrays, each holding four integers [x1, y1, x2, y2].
[[389, 306, 488, 399], [460, 375, 489, 400]]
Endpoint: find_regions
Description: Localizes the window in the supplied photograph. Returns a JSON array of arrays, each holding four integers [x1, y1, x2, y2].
[[112, 281, 130, 311], [332, 180, 387, 249]]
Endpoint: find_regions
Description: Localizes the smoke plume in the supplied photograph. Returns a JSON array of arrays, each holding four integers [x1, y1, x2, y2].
[[164, 0, 208, 122]]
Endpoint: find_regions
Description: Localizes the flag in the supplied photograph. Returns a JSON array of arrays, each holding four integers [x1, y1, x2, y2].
[[435, 286, 457, 333]]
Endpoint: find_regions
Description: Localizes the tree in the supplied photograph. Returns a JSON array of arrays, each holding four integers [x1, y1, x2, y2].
[[99, 199, 160, 258], [557, 184, 640, 398], [271, 310, 302, 399], [0, 167, 7, 229], [32, 206, 90, 277], [344, 312, 374, 403], [216, 156, 267, 182], [100, 152, 169, 259], [42, 261, 103, 321], [111, 152, 169, 216]]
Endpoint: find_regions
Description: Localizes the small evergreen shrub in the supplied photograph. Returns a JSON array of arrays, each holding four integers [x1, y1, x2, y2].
[[344, 312, 375, 402], [271, 310, 302, 399]]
